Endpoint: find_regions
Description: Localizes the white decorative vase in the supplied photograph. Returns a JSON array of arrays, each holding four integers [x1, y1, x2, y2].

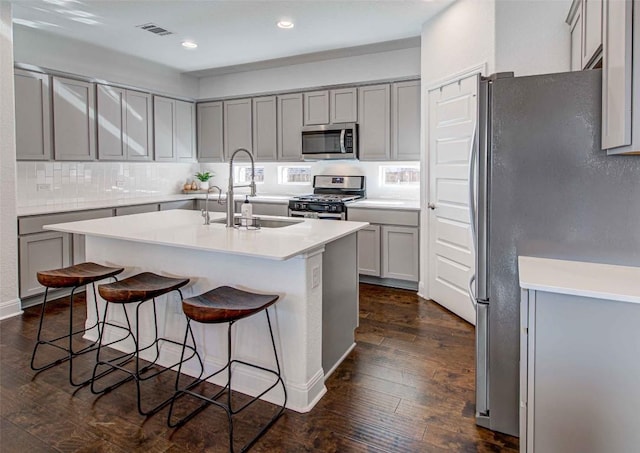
[[199, 181, 209, 191]]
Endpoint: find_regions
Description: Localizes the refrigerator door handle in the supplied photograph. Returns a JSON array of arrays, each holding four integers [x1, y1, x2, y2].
[[467, 122, 478, 308]]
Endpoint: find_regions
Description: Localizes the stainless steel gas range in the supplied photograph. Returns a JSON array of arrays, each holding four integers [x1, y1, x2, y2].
[[288, 175, 365, 220]]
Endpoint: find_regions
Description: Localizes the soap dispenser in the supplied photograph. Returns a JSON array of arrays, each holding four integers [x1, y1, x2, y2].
[[241, 195, 253, 219]]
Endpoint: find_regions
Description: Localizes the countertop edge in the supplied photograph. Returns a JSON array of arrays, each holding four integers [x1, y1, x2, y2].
[[518, 256, 640, 305]]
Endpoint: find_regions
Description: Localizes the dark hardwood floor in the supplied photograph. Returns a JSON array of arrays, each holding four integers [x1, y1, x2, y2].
[[0, 284, 518, 452]]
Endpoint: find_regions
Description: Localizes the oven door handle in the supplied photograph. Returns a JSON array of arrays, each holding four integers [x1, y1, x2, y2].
[[340, 129, 346, 153]]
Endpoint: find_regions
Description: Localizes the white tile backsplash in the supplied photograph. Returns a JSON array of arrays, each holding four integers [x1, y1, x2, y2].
[[17, 160, 420, 208]]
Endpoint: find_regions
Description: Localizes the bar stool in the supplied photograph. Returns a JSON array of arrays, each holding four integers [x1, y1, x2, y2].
[[31, 262, 124, 386], [90, 272, 199, 417], [167, 286, 287, 453]]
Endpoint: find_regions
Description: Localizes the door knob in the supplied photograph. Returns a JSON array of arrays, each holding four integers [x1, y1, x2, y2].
[[428, 203, 436, 210]]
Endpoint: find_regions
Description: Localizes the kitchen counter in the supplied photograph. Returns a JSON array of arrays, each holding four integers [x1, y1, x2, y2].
[[518, 256, 640, 304], [45, 209, 367, 261], [46, 209, 367, 412]]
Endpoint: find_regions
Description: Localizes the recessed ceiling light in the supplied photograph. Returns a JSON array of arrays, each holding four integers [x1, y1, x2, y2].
[[277, 20, 294, 29], [182, 40, 198, 49]]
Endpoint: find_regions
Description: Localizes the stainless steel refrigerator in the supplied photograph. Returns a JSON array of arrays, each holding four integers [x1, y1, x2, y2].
[[471, 69, 640, 436]]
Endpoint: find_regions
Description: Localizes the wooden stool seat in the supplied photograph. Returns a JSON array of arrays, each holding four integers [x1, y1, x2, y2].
[[37, 262, 124, 288], [182, 286, 279, 324], [98, 272, 189, 304]]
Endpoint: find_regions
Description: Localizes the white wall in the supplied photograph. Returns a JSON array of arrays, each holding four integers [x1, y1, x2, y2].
[[198, 47, 421, 99], [495, 0, 571, 76], [13, 25, 198, 98], [0, 2, 21, 319]]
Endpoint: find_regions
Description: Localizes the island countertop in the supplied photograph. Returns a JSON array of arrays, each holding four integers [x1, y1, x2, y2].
[[45, 209, 369, 261]]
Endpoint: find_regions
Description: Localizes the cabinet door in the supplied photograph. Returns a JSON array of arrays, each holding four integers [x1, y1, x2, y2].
[[358, 84, 391, 161], [176, 100, 196, 161], [159, 200, 195, 210], [601, 0, 632, 151], [52, 77, 96, 161], [330, 88, 357, 123], [381, 225, 419, 281], [197, 101, 224, 162], [154, 96, 176, 161], [277, 93, 303, 161], [14, 70, 52, 161], [582, 0, 603, 66], [252, 96, 277, 161], [303, 90, 329, 125], [224, 98, 253, 160], [115, 204, 158, 216], [96, 84, 125, 160], [357, 225, 381, 276], [125, 91, 153, 161], [570, 7, 583, 71], [391, 81, 421, 161], [19, 231, 71, 298]]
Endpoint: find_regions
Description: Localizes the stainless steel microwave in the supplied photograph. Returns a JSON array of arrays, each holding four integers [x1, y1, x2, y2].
[[301, 123, 358, 160]]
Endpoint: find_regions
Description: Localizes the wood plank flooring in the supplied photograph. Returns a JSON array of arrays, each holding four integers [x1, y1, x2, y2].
[[0, 284, 518, 452]]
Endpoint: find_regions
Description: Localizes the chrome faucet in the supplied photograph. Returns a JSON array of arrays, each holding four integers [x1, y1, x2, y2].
[[201, 185, 223, 225], [226, 148, 257, 227]]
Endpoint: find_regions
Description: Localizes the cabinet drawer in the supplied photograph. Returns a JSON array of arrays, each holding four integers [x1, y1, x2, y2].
[[115, 204, 159, 216], [347, 208, 419, 227], [19, 208, 114, 235], [159, 200, 195, 211]]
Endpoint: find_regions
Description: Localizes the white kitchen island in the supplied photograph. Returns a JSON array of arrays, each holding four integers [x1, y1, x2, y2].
[[45, 209, 368, 412]]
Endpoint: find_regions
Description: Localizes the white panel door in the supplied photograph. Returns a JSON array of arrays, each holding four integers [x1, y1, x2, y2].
[[427, 74, 478, 325]]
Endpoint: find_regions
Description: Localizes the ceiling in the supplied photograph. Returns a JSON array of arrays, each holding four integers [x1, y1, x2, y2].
[[11, 0, 454, 74]]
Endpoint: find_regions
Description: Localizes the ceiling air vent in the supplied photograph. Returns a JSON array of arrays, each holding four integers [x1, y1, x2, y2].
[[136, 23, 173, 37]]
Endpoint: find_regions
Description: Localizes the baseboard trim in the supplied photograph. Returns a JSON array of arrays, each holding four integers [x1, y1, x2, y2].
[[359, 275, 418, 291], [324, 342, 356, 380], [0, 298, 23, 320]]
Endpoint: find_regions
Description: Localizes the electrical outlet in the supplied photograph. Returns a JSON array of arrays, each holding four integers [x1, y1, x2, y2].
[[37, 183, 51, 191], [115, 179, 125, 188], [312, 266, 320, 288]]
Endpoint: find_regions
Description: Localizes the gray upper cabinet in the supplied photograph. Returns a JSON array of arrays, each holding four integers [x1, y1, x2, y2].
[[582, 0, 603, 66], [391, 81, 421, 161], [125, 91, 153, 160], [97, 86, 152, 161], [330, 88, 357, 123], [154, 96, 176, 161], [569, 3, 583, 71], [14, 69, 52, 161], [97, 85, 125, 160], [153, 97, 194, 162], [197, 101, 224, 162], [358, 84, 391, 161], [176, 100, 196, 161], [601, 0, 634, 154], [303, 90, 329, 125], [277, 93, 303, 161], [252, 96, 277, 161], [52, 76, 96, 161], [224, 98, 253, 160]]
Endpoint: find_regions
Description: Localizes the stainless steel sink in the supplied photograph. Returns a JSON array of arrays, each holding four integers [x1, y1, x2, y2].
[[210, 217, 302, 229]]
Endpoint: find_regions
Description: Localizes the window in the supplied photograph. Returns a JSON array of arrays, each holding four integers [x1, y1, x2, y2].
[[380, 165, 420, 186], [233, 165, 264, 184], [278, 166, 312, 185]]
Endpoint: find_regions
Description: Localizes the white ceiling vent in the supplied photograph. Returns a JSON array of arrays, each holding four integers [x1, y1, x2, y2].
[[136, 23, 173, 37]]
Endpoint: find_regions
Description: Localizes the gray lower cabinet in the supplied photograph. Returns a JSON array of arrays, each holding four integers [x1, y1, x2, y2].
[[115, 204, 159, 216], [381, 225, 419, 281], [14, 69, 52, 161], [224, 98, 252, 160], [252, 96, 277, 161], [277, 93, 303, 161], [97, 85, 152, 161], [520, 288, 640, 452], [197, 199, 226, 213], [330, 88, 357, 123], [303, 90, 329, 125], [357, 225, 381, 276], [233, 201, 289, 217], [350, 207, 420, 284], [52, 76, 96, 161], [391, 81, 421, 161], [197, 101, 224, 162], [358, 84, 391, 161], [159, 200, 195, 210], [19, 231, 71, 298]]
